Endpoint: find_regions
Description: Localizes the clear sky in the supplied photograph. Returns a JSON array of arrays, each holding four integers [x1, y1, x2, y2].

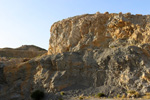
[[0, 0, 150, 50]]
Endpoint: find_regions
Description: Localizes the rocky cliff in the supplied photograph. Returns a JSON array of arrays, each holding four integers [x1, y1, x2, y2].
[[1, 12, 150, 100], [48, 12, 150, 55]]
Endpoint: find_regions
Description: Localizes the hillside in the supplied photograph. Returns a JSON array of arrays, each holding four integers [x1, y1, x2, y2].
[[1, 12, 150, 100], [0, 45, 47, 58]]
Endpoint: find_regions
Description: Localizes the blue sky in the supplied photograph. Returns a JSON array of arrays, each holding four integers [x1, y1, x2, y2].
[[0, 0, 150, 50]]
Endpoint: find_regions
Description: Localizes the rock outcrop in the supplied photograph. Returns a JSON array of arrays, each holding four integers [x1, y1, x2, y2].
[[1, 12, 150, 100], [0, 45, 47, 100], [48, 12, 150, 55], [1, 45, 150, 100]]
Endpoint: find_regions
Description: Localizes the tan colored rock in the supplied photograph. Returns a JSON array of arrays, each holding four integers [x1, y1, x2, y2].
[[141, 73, 150, 83], [48, 13, 150, 55], [1, 45, 150, 99], [2, 13, 150, 100]]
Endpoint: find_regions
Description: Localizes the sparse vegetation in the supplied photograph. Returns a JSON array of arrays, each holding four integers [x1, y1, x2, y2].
[[31, 90, 44, 100], [96, 93, 105, 98], [127, 90, 139, 98], [117, 94, 120, 98], [109, 45, 116, 48], [79, 94, 84, 100], [60, 91, 65, 96], [36, 54, 42, 58], [79, 96, 84, 100], [121, 94, 126, 98], [8, 57, 15, 60], [143, 92, 150, 99], [22, 58, 30, 62]]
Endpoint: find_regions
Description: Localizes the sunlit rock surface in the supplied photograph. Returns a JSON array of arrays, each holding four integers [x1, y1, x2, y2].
[[48, 12, 150, 55], [1, 13, 150, 100]]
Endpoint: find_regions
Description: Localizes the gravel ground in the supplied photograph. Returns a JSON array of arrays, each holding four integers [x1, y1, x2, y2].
[[71, 98, 150, 100]]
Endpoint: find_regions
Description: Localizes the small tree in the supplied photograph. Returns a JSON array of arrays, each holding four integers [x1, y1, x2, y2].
[[96, 93, 105, 98]]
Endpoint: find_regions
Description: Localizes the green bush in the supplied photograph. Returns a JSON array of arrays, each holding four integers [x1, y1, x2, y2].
[[60, 91, 65, 95], [31, 90, 45, 100], [96, 93, 105, 98], [117, 94, 120, 98]]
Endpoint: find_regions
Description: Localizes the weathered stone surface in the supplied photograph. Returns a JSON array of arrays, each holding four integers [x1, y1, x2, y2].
[[0, 45, 47, 100], [48, 12, 150, 55], [1, 45, 150, 99], [1, 13, 150, 100]]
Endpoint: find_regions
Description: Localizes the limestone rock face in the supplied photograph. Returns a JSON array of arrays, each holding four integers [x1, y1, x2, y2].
[[48, 12, 150, 55]]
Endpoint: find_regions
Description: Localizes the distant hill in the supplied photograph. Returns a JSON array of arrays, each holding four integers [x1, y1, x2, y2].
[[0, 45, 47, 58], [0, 45, 47, 51], [15, 45, 47, 51]]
